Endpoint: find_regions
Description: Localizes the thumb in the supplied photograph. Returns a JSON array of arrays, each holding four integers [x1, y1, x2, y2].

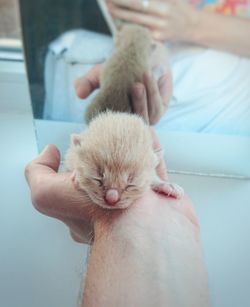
[[74, 64, 101, 99], [25, 144, 61, 185], [37, 144, 61, 172]]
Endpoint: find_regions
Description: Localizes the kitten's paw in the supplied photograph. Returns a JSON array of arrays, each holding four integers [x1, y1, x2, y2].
[[71, 171, 80, 190], [152, 181, 184, 199]]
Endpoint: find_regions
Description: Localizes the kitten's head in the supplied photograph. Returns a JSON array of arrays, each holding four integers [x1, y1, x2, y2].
[[115, 24, 152, 51], [75, 157, 153, 210], [71, 113, 156, 210]]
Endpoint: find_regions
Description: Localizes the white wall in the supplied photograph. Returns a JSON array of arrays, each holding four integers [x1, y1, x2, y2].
[[0, 62, 88, 307]]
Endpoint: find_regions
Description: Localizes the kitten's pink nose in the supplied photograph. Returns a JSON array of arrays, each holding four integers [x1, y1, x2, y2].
[[105, 189, 120, 206]]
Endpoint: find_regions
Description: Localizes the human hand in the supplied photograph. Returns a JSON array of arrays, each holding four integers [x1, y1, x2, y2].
[[25, 127, 187, 244], [75, 64, 172, 125], [107, 0, 199, 42], [25, 144, 95, 244]]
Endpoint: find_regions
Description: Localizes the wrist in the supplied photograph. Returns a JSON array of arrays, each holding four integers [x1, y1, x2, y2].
[[84, 192, 209, 307], [187, 9, 219, 47], [93, 190, 198, 246], [183, 7, 203, 43]]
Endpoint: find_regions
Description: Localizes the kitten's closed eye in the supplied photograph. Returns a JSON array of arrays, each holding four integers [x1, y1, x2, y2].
[[125, 184, 136, 191], [92, 177, 103, 187]]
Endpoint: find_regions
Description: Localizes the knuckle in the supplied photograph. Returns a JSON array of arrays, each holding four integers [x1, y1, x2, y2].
[[24, 163, 31, 180], [31, 188, 46, 211], [30, 179, 50, 214]]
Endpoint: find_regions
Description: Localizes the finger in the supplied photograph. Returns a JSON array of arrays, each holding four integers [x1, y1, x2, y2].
[[109, 0, 170, 18], [109, 4, 166, 29], [131, 83, 149, 124], [74, 64, 102, 99], [144, 71, 163, 125], [158, 71, 173, 108], [25, 144, 61, 186], [152, 30, 168, 41], [24, 146, 93, 220], [61, 217, 93, 244], [29, 172, 95, 221], [149, 127, 168, 180]]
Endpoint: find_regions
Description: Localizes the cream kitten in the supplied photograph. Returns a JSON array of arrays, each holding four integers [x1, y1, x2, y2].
[[65, 112, 184, 210], [85, 24, 169, 123]]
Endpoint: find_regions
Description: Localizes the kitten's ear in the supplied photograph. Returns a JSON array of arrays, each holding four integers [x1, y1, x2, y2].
[[154, 148, 164, 159], [153, 148, 164, 167], [71, 133, 81, 147]]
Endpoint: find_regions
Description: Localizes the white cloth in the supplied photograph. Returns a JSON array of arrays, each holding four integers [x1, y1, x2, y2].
[[43, 29, 113, 122], [43, 30, 250, 136], [156, 46, 250, 136]]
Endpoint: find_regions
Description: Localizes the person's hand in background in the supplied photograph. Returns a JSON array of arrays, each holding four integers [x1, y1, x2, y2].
[[106, 0, 250, 57], [107, 0, 198, 42]]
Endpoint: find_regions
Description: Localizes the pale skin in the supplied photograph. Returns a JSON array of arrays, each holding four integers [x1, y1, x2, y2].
[[106, 0, 250, 58], [25, 134, 211, 307], [24, 62, 210, 305]]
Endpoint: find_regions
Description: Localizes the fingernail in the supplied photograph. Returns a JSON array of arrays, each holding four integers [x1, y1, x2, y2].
[[39, 145, 49, 156]]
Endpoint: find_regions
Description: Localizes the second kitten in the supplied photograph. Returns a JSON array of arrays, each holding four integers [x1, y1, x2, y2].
[[85, 24, 168, 123]]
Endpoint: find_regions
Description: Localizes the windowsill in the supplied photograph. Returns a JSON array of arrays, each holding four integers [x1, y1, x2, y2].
[[0, 50, 23, 61], [0, 58, 25, 80], [0, 59, 31, 113]]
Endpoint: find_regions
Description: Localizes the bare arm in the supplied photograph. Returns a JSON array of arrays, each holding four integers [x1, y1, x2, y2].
[[25, 139, 210, 307], [108, 0, 250, 57], [82, 191, 211, 307], [189, 10, 250, 57]]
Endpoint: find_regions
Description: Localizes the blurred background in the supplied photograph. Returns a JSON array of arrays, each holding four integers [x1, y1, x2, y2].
[[0, 0, 20, 40]]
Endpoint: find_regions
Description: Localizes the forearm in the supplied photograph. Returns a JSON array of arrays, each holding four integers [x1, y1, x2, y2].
[[81, 192, 211, 307], [189, 10, 250, 57]]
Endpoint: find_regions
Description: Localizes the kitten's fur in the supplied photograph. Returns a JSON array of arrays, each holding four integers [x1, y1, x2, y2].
[[85, 24, 168, 123], [65, 112, 184, 210]]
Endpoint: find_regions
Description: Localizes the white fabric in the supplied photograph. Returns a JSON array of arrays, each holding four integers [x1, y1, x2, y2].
[[43, 30, 250, 136], [156, 47, 250, 136], [43, 29, 113, 122]]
